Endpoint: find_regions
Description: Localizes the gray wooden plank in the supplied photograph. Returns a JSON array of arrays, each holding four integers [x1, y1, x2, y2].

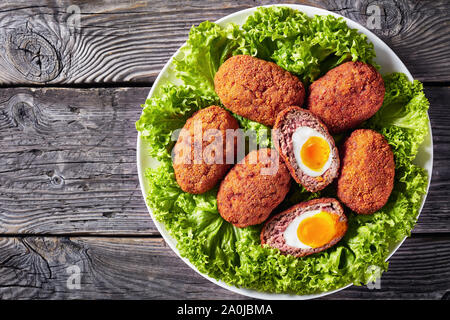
[[322, 0, 450, 83], [0, 86, 448, 235], [0, 236, 245, 299], [419, 86, 450, 233], [0, 86, 156, 235], [0, 0, 447, 85], [0, 235, 448, 299]]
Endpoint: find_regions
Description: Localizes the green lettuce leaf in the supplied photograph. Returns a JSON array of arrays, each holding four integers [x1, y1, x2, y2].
[[135, 84, 218, 161], [175, 6, 377, 91], [174, 21, 251, 96], [232, 113, 272, 149], [145, 159, 257, 278], [242, 6, 377, 84], [366, 73, 430, 168]]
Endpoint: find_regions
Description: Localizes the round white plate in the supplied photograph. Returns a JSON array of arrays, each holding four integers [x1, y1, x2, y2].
[[137, 4, 433, 300]]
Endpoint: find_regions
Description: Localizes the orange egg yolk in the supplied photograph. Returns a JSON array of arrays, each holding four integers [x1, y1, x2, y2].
[[297, 211, 339, 248], [300, 136, 330, 171]]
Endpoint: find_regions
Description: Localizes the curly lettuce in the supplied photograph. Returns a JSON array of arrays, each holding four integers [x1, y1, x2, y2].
[[243, 7, 377, 84], [136, 6, 430, 295], [136, 84, 219, 161], [366, 73, 430, 168]]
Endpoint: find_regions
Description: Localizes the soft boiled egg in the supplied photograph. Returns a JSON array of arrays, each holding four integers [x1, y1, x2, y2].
[[261, 198, 348, 257], [284, 209, 346, 249], [292, 127, 332, 177]]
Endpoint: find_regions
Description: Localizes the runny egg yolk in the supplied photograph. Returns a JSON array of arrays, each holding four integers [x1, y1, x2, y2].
[[296, 211, 338, 248], [300, 136, 330, 171]]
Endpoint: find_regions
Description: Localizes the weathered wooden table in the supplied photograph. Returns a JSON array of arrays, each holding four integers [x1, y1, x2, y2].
[[0, 0, 448, 300]]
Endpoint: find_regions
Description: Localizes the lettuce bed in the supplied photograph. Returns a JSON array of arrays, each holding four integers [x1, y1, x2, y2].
[[136, 7, 429, 295]]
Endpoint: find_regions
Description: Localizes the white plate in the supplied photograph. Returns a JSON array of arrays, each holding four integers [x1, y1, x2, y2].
[[136, 4, 433, 300]]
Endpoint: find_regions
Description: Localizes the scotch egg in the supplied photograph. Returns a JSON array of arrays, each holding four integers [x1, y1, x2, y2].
[[261, 198, 348, 257], [273, 107, 340, 192]]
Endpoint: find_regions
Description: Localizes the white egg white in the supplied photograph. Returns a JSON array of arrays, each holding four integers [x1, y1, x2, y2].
[[291, 127, 332, 177], [283, 209, 323, 249]]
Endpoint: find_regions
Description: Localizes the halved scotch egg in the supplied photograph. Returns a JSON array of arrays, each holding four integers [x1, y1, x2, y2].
[[261, 198, 348, 257], [273, 107, 339, 192]]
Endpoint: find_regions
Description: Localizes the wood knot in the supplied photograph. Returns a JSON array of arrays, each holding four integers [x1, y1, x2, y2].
[[8, 93, 37, 131], [6, 31, 61, 83], [362, 0, 408, 37], [47, 170, 65, 188]]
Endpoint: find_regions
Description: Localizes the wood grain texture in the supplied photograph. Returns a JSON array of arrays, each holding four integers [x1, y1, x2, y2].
[[0, 0, 448, 301], [0, 0, 448, 85], [0, 86, 448, 235], [0, 236, 247, 299], [0, 235, 448, 299], [322, 0, 450, 82], [0, 86, 156, 235], [419, 86, 450, 233]]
